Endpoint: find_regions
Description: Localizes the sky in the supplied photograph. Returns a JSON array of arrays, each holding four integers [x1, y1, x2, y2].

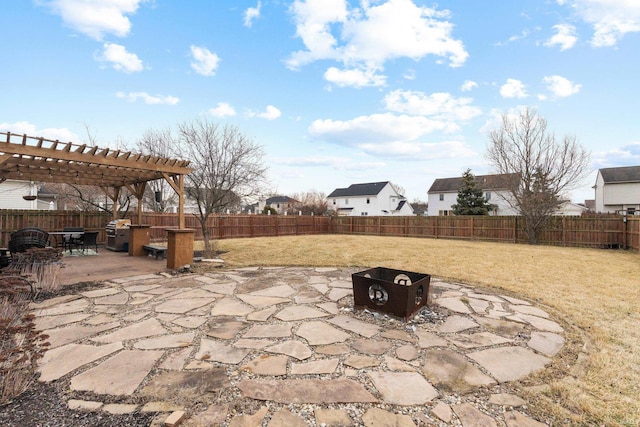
[[1, 0, 639, 204]]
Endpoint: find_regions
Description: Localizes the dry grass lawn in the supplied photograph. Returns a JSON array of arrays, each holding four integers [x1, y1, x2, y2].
[[195, 235, 640, 426]]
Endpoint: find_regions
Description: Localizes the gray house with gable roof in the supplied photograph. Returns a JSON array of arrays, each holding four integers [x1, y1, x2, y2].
[[593, 166, 640, 214], [327, 181, 414, 216]]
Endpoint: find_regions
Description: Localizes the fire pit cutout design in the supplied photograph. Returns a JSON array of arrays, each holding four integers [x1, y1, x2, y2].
[[352, 267, 432, 321]]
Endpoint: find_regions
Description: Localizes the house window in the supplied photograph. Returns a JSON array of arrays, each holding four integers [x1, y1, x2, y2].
[[439, 210, 450, 216], [439, 194, 444, 201], [366, 198, 370, 204], [485, 192, 491, 200], [361, 212, 368, 216]]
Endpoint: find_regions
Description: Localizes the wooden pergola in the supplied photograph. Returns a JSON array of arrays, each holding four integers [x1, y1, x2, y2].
[[0, 131, 192, 228]]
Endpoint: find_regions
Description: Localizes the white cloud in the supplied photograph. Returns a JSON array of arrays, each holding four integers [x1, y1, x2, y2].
[[460, 80, 478, 92], [500, 79, 528, 98], [116, 92, 179, 105], [383, 90, 482, 121], [543, 75, 582, 98], [287, 0, 468, 88], [42, 0, 146, 40], [593, 142, 640, 166], [324, 66, 386, 88], [96, 43, 143, 73], [402, 69, 416, 80], [545, 23, 578, 50], [248, 105, 282, 120], [0, 121, 77, 141], [190, 45, 220, 76], [208, 102, 236, 118], [244, 1, 261, 27], [560, 0, 640, 47], [273, 155, 386, 171]]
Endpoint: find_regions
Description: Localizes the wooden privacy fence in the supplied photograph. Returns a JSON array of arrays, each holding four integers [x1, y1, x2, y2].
[[0, 210, 637, 251], [329, 215, 640, 251]]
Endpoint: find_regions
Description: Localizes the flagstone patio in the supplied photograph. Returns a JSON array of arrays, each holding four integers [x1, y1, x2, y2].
[[31, 267, 564, 426]]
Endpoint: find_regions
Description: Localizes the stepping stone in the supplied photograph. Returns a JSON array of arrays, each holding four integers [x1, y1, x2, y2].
[[505, 411, 548, 426], [229, 407, 268, 427], [510, 304, 549, 318], [268, 409, 307, 427], [103, 404, 138, 414], [30, 294, 80, 310], [468, 346, 550, 382], [345, 355, 380, 369], [439, 315, 479, 333], [241, 355, 288, 376], [488, 393, 526, 407], [316, 343, 351, 355], [237, 378, 377, 403], [122, 284, 162, 293], [468, 298, 490, 314], [206, 316, 249, 339], [210, 298, 254, 316], [266, 340, 312, 360], [381, 329, 414, 342], [291, 358, 339, 375], [133, 332, 195, 350], [70, 350, 163, 395], [275, 305, 330, 321], [351, 339, 392, 355], [435, 297, 471, 314], [68, 399, 103, 410], [423, 349, 495, 393], [452, 403, 497, 427], [243, 324, 292, 338], [159, 347, 192, 370], [369, 372, 438, 405], [141, 401, 184, 413], [38, 342, 123, 382], [328, 315, 381, 338], [467, 292, 505, 303], [81, 288, 121, 298], [384, 356, 415, 372], [311, 283, 329, 294], [431, 402, 453, 423], [296, 321, 350, 345], [250, 284, 296, 298], [502, 295, 531, 305], [155, 297, 215, 314], [200, 282, 237, 295], [447, 332, 513, 349], [362, 407, 416, 427], [45, 322, 120, 348], [315, 408, 353, 426], [247, 306, 277, 321], [92, 318, 167, 344], [414, 330, 448, 348], [237, 294, 289, 307], [34, 312, 91, 330], [195, 338, 250, 364], [33, 298, 89, 316], [509, 314, 564, 333], [173, 288, 219, 299], [316, 301, 340, 314], [188, 405, 228, 426], [94, 292, 129, 305], [474, 316, 527, 337], [527, 332, 565, 357], [396, 344, 419, 361], [84, 313, 116, 325], [328, 280, 352, 288], [140, 368, 231, 401], [234, 338, 273, 349], [327, 288, 352, 301], [294, 289, 323, 304], [172, 316, 207, 329]]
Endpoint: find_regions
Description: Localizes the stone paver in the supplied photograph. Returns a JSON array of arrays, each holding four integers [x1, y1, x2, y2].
[[32, 267, 566, 427]]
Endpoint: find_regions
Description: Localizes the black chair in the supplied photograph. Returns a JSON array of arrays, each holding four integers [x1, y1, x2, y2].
[[8, 227, 49, 255], [63, 227, 84, 254], [80, 231, 99, 254]]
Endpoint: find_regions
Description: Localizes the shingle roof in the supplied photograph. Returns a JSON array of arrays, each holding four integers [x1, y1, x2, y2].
[[599, 166, 640, 183], [266, 195, 297, 204], [428, 173, 517, 193], [328, 181, 390, 198]]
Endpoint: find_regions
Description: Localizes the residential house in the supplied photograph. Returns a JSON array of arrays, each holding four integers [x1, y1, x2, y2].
[[556, 200, 589, 216], [327, 181, 414, 216], [427, 173, 518, 216], [593, 165, 640, 214], [0, 179, 57, 210], [257, 196, 299, 214]]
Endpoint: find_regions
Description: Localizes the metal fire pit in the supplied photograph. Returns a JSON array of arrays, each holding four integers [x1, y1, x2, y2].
[[352, 267, 432, 321]]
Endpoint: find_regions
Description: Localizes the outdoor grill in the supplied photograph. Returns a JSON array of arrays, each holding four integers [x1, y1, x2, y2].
[[105, 219, 131, 251], [352, 267, 432, 321]]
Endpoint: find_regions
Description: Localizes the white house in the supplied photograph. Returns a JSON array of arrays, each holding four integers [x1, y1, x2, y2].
[[0, 179, 56, 210], [593, 165, 640, 214], [327, 181, 414, 216], [257, 196, 299, 214], [556, 201, 589, 216], [427, 173, 518, 216]]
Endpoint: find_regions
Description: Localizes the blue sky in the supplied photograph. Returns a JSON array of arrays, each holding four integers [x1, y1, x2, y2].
[[2, 0, 639, 204]]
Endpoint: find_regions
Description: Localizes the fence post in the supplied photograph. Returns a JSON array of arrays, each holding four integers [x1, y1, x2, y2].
[[562, 217, 566, 247], [513, 216, 517, 243], [405, 217, 408, 237], [435, 216, 439, 239]]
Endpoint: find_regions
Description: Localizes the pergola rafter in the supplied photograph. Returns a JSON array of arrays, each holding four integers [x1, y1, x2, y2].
[[0, 131, 192, 228]]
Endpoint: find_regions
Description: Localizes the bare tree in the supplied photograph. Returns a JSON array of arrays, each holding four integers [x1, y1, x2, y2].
[[290, 190, 329, 215], [135, 129, 179, 212], [46, 183, 133, 217], [176, 119, 268, 255], [486, 108, 591, 244]]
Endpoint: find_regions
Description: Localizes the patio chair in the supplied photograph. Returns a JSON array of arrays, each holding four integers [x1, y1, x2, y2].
[[80, 231, 99, 254], [8, 227, 49, 255], [63, 227, 84, 254]]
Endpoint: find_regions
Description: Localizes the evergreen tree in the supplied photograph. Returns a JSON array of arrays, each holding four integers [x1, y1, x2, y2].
[[451, 169, 495, 215]]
